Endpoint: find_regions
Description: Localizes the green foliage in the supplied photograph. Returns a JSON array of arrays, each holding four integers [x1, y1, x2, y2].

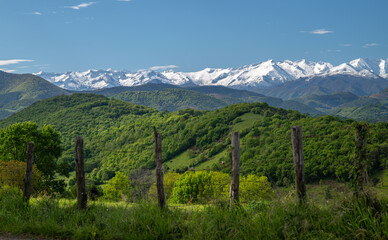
[[103, 171, 131, 201], [0, 122, 65, 193], [169, 171, 230, 204], [0, 94, 387, 186], [240, 175, 274, 202], [0, 160, 41, 192], [148, 172, 181, 200]]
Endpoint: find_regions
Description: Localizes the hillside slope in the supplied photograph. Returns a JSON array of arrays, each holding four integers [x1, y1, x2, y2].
[[113, 88, 228, 111], [1, 94, 387, 186], [256, 74, 388, 99], [0, 71, 69, 119]]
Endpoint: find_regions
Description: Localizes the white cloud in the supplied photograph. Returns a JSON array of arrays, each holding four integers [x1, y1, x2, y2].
[[310, 29, 333, 35], [117, 0, 132, 2], [0, 59, 33, 66], [66, 2, 96, 10], [0, 69, 15, 73], [327, 49, 341, 53], [149, 65, 179, 71], [363, 43, 380, 48], [25, 12, 42, 15]]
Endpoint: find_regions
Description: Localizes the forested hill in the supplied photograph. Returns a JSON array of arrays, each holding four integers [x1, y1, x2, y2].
[[113, 88, 228, 111], [0, 71, 69, 119], [110, 85, 322, 115], [1, 93, 387, 186]]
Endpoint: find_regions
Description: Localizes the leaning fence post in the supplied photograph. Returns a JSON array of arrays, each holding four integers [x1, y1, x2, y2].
[[24, 142, 34, 202], [354, 123, 368, 198], [154, 127, 166, 208], [229, 132, 240, 209], [75, 136, 87, 210], [291, 126, 306, 204]]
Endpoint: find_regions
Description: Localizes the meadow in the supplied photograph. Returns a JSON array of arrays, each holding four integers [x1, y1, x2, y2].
[[1, 180, 387, 240]]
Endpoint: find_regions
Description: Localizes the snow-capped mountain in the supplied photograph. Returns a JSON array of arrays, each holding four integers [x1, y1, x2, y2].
[[35, 58, 388, 91]]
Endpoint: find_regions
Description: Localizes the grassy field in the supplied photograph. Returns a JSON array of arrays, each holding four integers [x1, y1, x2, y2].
[[164, 151, 196, 171], [166, 113, 262, 171], [1, 182, 387, 240], [196, 149, 228, 170]]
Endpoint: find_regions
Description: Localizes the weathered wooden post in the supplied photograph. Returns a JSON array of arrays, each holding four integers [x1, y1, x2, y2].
[[75, 136, 87, 210], [154, 127, 166, 208], [291, 126, 306, 204], [354, 123, 368, 198], [229, 132, 240, 209], [24, 142, 34, 202]]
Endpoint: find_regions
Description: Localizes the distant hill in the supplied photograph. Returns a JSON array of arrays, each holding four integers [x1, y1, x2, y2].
[[370, 87, 388, 100], [91, 83, 180, 97], [291, 90, 388, 123], [113, 88, 228, 111], [110, 84, 322, 115], [185, 86, 266, 98], [293, 92, 360, 111], [255, 74, 388, 99], [331, 103, 388, 123], [330, 89, 388, 123], [0, 71, 69, 119]]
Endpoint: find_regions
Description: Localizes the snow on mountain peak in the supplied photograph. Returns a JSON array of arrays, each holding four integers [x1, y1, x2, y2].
[[34, 58, 388, 91]]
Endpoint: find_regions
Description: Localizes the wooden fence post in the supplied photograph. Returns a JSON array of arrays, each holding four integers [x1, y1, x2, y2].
[[24, 142, 34, 202], [354, 123, 368, 198], [291, 126, 306, 204], [229, 132, 240, 209], [75, 136, 87, 210], [154, 127, 166, 208]]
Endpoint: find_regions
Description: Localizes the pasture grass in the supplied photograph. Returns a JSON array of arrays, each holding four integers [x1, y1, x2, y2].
[[1, 184, 387, 240]]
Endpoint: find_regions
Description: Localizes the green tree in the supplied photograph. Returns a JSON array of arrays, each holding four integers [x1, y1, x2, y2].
[[169, 171, 230, 204], [239, 175, 274, 203], [0, 122, 64, 193], [103, 171, 131, 201], [148, 172, 181, 200]]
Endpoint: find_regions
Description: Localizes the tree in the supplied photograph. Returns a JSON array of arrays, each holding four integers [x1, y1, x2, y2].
[[239, 175, 274, 203], [148, 172, 181, 200], [0, 122, 64, 193], [103, 171, 131, 201], [169, 171, 229, 204]]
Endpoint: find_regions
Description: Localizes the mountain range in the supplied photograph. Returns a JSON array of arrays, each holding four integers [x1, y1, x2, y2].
[[35, 58, 388, 91]]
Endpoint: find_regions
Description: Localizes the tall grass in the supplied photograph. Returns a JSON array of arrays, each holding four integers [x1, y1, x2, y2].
[[0, 186, 387, 239]]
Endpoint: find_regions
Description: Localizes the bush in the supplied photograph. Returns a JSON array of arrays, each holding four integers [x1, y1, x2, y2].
[[0, 160, 41, 193], [240, 175, 274, 202], [169, 171, 229, 204], [103, 171, 131, 201]]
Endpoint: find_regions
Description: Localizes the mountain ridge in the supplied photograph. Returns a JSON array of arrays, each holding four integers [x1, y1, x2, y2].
[[35, 58, 388, 91]]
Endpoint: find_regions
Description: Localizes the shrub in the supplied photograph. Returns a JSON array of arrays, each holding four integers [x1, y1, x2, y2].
[[0, 160, 41, 193], [103, 171, 131, 201]]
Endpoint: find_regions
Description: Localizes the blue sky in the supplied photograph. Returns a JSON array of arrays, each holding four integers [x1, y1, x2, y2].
[[1, 0, 387, 73]]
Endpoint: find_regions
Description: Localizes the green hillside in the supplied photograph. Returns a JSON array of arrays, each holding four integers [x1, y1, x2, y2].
[[111, 85, 322, 115], [0, 71, 69, 119], [91, 83, 180, 97], [1, 93, 387, 186], [113, 88, 228, 111], [294, 92, 360, 111], [256, 74, 388, 99]]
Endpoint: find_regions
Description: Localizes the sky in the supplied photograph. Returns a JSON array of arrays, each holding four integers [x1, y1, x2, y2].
[[0, 0, 387, 73]]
